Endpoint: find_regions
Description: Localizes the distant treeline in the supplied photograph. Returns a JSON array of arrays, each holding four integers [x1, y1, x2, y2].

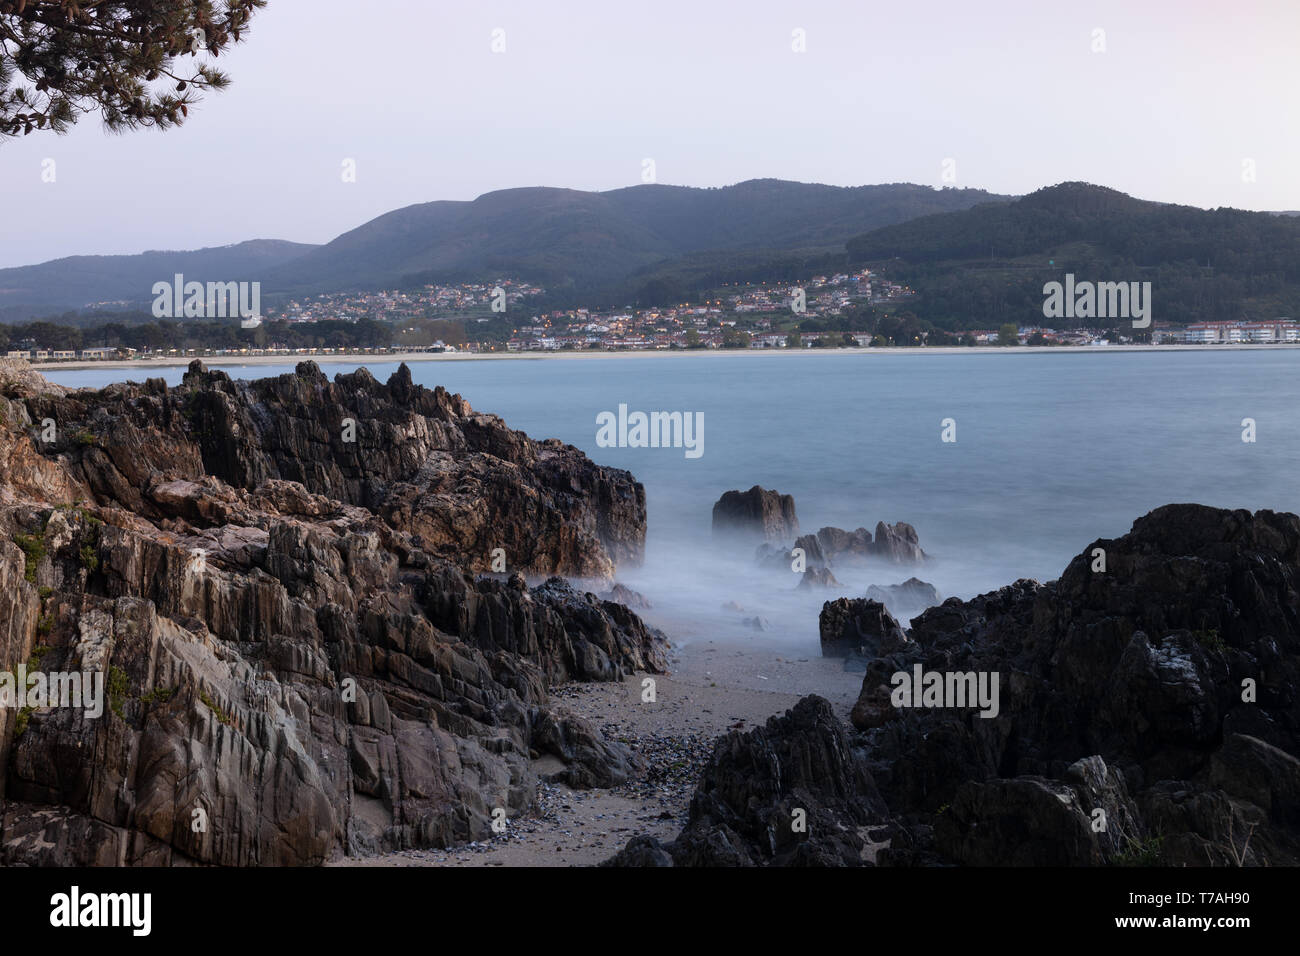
[[0, 317, 396, 352]]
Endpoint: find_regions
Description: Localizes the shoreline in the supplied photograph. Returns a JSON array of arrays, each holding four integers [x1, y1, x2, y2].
[[27, 341, 1300, 373]]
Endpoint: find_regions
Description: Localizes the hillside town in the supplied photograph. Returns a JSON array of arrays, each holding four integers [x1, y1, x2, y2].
[[501, 269, 911, 351], [264, 279, 547, 324], [4, 269, 1299, 361]]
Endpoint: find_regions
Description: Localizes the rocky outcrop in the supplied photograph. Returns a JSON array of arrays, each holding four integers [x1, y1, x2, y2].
[[864, 504, 1300, 866], [603, 696, 890, 866], [712, 486, 798, 544], [870, 521, 925, 563], [815, 526, 873, 562], [0, 362, 667, 866], [814, 524, 925, 565], [616, 504, 1300, 867], [934, 756, 1145, 866], [754, 522, 926, 571], [792, 533, 827, 567], [819, 598, 909, 658], [19, 361, 644, 578]]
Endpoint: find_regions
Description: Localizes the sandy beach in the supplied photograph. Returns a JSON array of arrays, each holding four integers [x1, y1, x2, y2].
[[332, 632, 863, 867], [28, 341, 1300, 375]]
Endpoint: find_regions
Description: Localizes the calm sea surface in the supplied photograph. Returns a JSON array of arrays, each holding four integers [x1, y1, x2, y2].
[[45, 352, 1300, 653]]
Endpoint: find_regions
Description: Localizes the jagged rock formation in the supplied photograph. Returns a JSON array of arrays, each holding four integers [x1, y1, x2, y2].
[[0, 362, 666, 865], [819, 598, 909, 659], [869, 522, 925, 563], [793, 532, 827, 567], [814, 526, 873, 562], [615, 505, 1300, 867], [754, 522, 926, 571], [869, 504, 1300, 867], [810, 524, 926, 565], [711, 486, 798, 544], [603, 696, 890, 866]]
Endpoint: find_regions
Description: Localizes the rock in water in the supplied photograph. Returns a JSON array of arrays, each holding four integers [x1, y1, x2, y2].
[[815, 526, 873, 563], [711, 486, 798, 544], [792, 533, 827, 567], [0, 363, 668, 866], [870, 521, 926, 563]]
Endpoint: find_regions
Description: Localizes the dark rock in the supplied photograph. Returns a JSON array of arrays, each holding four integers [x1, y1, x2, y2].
[[606, 696, 888, 867], [712, 486, 798, 544], [870, 521, 926, 563], [815, 526, 873, 562], [861, 504, 1300, 866], [819, 598, 909, 658], [601, 834, 675, 867], [792, 533, 826, 567], [655, 504, 1300, 867], [0, 363, 668, 866]]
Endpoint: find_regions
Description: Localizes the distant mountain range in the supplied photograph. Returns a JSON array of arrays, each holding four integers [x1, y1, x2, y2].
[[0, 180, 1007, 316], [0, 240, 317, 316], [5, 179, 1299, 327], [842, 183, 1300, 328]]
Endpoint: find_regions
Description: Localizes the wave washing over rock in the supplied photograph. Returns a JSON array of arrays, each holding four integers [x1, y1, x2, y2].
[[0, 361, 667, 865], [609, 504, 1300, 866]]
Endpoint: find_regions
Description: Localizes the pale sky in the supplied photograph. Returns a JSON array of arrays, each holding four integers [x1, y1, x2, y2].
[[3, 0, 1298, 268]]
